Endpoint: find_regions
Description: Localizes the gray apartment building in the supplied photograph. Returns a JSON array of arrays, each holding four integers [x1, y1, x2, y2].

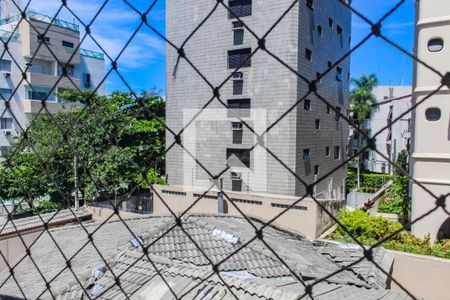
[[166, 0, 351, 199]]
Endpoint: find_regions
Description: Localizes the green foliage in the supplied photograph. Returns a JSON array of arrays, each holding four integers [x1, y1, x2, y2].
[[328, 209, 450, 259], [346, 170, 393, 193], [0, 90, 166, 207], [350, 73, 378, 121], [377, 176, 410, 214], [396, 150, 408, 173]]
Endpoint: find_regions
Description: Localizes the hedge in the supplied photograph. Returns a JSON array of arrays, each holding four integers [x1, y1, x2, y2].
[[346, 170, 394, 193], [328, 209, 450, 259]]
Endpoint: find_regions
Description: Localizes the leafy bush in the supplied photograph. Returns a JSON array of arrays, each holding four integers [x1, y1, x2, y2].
[[328, 209, 450, 259], [377, 176, 410, 214], [346, 170, 393, 193]]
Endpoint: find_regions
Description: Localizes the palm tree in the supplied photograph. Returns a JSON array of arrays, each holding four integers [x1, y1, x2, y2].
[[349, 74, 378, 191], [350, 73, 378, 122]]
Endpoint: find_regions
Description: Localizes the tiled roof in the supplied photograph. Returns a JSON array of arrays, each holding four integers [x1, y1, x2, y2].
[[0, 214, 413, 300], [0, 207, 92, 238]]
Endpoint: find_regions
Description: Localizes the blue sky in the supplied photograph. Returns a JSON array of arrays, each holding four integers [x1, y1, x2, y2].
[[32, 0, 415, 96]]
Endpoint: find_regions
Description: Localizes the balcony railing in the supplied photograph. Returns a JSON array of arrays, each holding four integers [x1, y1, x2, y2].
[[0, 29, 20, 42], [80, 48, 105, 60], [27, 11, 80, 32]]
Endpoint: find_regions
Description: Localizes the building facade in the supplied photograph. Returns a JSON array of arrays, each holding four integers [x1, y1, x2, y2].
[[349, 86, 412, 174], [0, 0, 105, 150], [166, 0, 351, 199], [411, 0, 450, 241]]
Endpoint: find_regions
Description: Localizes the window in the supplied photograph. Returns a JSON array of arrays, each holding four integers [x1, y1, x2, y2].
[[317, 25, 323, 37], [315, 119, 320, 129], [337, 25, 344, 48], [233, 29, 244, 45], [303, 149, 310, 160], [325, 146, 330, 156], [425, 107, 441, 121], [62, 40, 74, 48], [336, 67, 343, 81], [37, 35, 50, 44], [0, 88, 12, 100], [305, 48, 312, 61], [83, 73, 91, 89], [327, 61, 332, 68], [229, 0, 252, 18], [0, 59, 11, 72], [326, 104, 331, 114], [334, 146, 341, 159], [335, 106, 341, 121], [58, 65, 75, 77], [314, 165, 319, 175], [227, 148, 250, 168], [316, 72, 322, 83], [328, 17, 334, 28], [228, 98, 250, 117], [307, 0, 314, 10], [228, 48, 251, 68], [232, 21, 244, 28], [271, 203, 307, 211], [337, 25, 343, 35], [233, 80, 243, 95], [428, 38, 444, 52], [0, 117, 12, 129], [304, 99, 311, 111], [26, 86, 54, 101]]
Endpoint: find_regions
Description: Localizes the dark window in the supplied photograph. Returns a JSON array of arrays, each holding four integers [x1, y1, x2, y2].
[[233, 80, 243, 95], [336, 67, 343, 81], [0, 88, 12, 100], [329, 17, 334, 28], [428, 38, 444, 52], [326, 104, 331, 114], [0, 59, 11, 72], [233, 29, 244, 45], [303, 149, 310, 160], [228, 48, 251, 68], [305, 48, 312, 61], [304, 99, 311, 111], [232, 179, 242, 192], [0, 117, 12, 129], [84, 73, 91, 89], [37, 35, 50, 44], [315, 119, 320, 129], [317, 25, 323, 37], [316, 72, 322, 83], [307, 0, 314, 10], [334, 146, 341, 159], [232, 21, 244, 28], [337, 25, 343, 35], [62, 40, 74, 48], [325, 147, 330, 156], [327, 61, 332, 68], [228, 98, 250, 117], [227, 148, 250, 168], [337, 25, 344, 48], [425, 107, 441, 121], [314, 165, 319, 175], [229, 0, 252, 18], [335, 106, 341, 121]]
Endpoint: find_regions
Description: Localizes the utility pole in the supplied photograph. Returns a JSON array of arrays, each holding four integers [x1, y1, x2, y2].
[[74, 156, 79, 209]]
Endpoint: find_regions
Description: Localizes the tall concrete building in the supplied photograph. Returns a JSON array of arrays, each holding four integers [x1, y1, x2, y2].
[[166, 0, 351, 199], [349, 86, 412, 174], [411, 0, 450, 241], [0, 0, 105, 150]]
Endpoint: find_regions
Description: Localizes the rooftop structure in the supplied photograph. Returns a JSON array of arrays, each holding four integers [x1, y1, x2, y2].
[[0, 213, 411, 299]]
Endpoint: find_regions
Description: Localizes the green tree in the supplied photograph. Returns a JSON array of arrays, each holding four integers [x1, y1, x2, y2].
[[0, 90, 166, 210], [396, 149, 409, 173], [350, 73, 378, 122]]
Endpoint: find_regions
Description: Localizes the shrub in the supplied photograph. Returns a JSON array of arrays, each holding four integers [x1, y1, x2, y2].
[[328, 209, 450, 259], [377, 176, 410, 214], [346, 170, 393, 193]]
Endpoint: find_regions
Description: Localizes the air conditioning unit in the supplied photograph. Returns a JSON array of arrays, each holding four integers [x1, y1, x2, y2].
[[3, 72, 11, 78], [232, 21, 244, 30], [231, 172, 241, 180], [231, 122, 243, 131], [232, 72, 243, 80], [4, 130, 12, 136]]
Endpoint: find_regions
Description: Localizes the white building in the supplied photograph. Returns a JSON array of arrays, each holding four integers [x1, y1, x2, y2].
[[0, 0, 105, 151], [410, 0, 450, 241], [360, 86, 412, 174]]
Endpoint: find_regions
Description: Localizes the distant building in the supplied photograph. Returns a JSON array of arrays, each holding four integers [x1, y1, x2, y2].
[[410, 0, 450, 241], [0, 0, 105, 150], [166, 0, 352, 200], [349, 86, 412, 174]]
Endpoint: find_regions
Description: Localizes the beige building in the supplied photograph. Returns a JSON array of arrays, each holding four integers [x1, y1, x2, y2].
[[410, 0, 450, 241]]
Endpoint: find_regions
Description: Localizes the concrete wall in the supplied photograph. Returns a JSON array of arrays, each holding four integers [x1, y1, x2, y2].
[[0, 231, 40, 272], [389, 250, 450, 300], [152, 184, 345, 239]]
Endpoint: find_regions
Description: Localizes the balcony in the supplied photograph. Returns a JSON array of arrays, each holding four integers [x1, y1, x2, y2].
[[22, 99, 80, 115], [27, 11, 80, 32], [27, 72, 80, 90]]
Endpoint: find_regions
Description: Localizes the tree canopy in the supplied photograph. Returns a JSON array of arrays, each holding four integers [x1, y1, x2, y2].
[[0, 90, 166, 208], [350, 73, 378, 122]]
